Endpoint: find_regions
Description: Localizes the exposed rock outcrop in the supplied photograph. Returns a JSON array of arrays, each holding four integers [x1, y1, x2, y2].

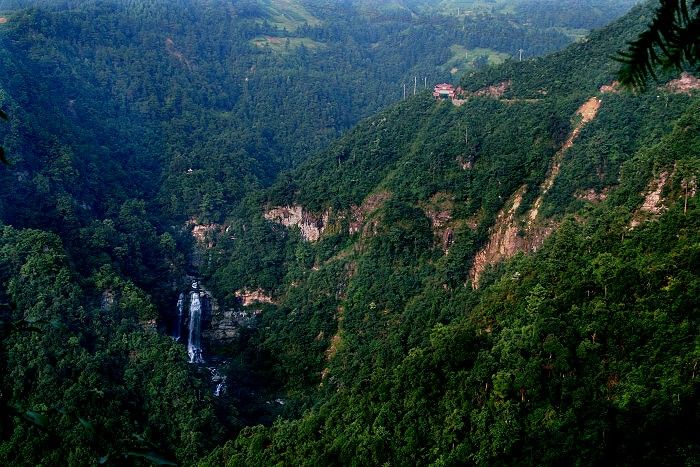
[[423, 192, 455, 252], [630, 170, 670, 228], [664, 72, 700, 94], [600, 81, 621, 94], [203, 307, 260, 348], [453, 80, 512, 106], [349, 191, 391, 235], [473, 80, 511, 98], [527, 96, 601, 226], [264, 205, 329, 242], [640, 172, 669, 212], [457, 155, 473, 170], [470, 96, 602, 288], [575, 187, 609, 203], [470, 186, 528, 287], [187, 218, 223, 249], [201, 287, 263, 350], [235, 288, 275, 306]]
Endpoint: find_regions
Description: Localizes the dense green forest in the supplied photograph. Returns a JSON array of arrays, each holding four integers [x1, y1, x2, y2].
[[0, 0, 608, 225], [0, 0, 602, 332], [200, 2, 699, 464], [1, 0, 698, 465]]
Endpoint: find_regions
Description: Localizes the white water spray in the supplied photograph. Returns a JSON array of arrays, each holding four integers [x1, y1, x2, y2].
[[173, 292, 184, 341], [187, 282, 204, 363]]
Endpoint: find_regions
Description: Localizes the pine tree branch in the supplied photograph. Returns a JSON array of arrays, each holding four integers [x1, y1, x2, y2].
[[617, 0, 699, 89]]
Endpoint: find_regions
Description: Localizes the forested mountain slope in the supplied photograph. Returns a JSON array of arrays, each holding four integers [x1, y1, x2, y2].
[[0, 0, 694, 465], [0, 0, 605, 226], [198, 2, 700, 464], [0, 0, 614, 313]]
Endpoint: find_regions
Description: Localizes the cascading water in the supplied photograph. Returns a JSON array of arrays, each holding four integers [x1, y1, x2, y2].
[[209, 366, 227, 397], [188, 282, 204, 363], [173, 292, 184, 341]]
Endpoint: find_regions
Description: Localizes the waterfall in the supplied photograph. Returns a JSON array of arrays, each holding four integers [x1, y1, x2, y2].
[[209, 367, 227, 397], [173, 292, 184, 341], [188, 282, 204, 363]]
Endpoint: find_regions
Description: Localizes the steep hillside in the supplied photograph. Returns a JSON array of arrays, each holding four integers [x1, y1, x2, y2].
[[0, 0, 599, 310], [206, 3, 671, 297], [0, 1, 638, 464], [0, 0, 695, 465], [199, 3, 700, 464]]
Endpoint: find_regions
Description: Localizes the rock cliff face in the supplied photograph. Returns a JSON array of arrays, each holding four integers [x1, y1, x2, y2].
[[265, 193, 393, 242], [202, 305, 260, 349], [186, 218, 225, 269], [422, 192, 456, 252], [200, 287, 265, 350], [187, 218, 223, 249], [665, 72, 700, 94], [264, 205, 329, 242], [200, 287, 272, 350], [639, 171, 669, 213], [235, 288, 275, 306], [470, 186, 530, 287]]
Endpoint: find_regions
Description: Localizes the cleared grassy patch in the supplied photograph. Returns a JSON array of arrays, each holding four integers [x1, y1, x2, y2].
[[262, 0, 321, 30], [251, 36, 326, 53], [555, 27, 590, 42], [431, 0, 518, 15], [442, 45, 511, 75]]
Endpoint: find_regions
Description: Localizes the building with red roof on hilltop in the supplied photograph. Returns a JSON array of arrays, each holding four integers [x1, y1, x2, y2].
[[433, 83, 456, 100]]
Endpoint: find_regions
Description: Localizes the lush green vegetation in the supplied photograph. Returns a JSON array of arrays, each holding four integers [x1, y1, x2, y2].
[[207, 185, 700, 465], [2, 0, 698, 465], [200, 2, 699, 465], [0, 227, 220, 464], [0, 0, 606, 225], [206, 96, 700, 464]]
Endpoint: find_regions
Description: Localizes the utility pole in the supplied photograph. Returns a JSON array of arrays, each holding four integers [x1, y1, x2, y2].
[[518, 48, 524, 61], [414, 76, 417, 95]]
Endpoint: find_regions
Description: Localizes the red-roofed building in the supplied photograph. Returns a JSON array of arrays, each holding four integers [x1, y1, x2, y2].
[[433, 83, 456, 100]]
